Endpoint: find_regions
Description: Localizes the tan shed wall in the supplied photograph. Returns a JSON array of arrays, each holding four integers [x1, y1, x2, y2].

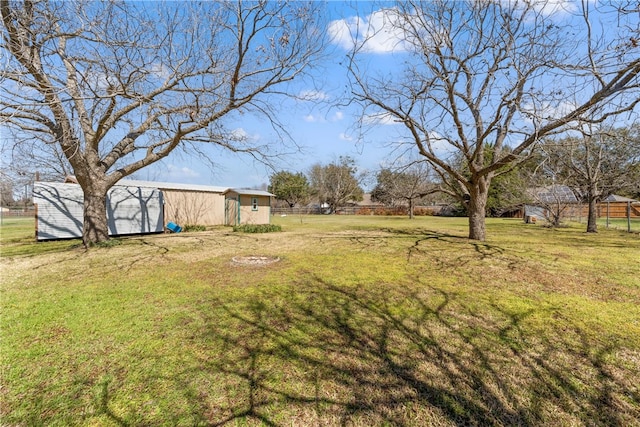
[[238, 194, 271, 225], [162, 190, 226, 226]]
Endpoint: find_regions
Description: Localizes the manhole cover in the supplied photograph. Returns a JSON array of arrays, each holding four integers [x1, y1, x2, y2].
[[231, 255, 281, 266]]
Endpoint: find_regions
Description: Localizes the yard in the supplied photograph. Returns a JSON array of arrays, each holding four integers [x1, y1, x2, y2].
[[1, 215, 639, 426]]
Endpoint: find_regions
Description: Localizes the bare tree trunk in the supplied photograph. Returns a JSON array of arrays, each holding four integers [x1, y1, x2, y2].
[[468, 199, 487, 241], [81, 186, 109, 247], [466, 173, 491, 240], [586, 194, 599, 233], [408, 198, 415, 219]]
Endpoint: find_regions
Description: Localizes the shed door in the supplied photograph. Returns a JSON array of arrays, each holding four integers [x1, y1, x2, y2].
[[225, 198, 238, 226]]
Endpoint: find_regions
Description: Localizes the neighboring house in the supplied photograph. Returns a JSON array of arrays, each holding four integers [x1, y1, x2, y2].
[[33, 181, 164, 241]]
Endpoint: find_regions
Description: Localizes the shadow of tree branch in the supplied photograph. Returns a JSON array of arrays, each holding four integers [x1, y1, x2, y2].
[[139, 276, 640, 426]]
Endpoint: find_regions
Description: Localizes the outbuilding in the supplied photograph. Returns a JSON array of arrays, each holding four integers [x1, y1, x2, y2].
[[223, 188, 274, 226], [33, 181, 164, 241], [33, 179, 274, 241], [117, 179, 228, 227], [118, 180, 274, 226]]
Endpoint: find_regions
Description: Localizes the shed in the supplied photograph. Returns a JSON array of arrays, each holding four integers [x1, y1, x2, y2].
[[33, 182, 164, 241], [117, 179, 228, 226], [223, 188, 274, 226]]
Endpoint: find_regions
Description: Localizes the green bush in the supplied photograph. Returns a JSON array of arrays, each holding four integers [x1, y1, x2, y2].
[[233, 224, 282, 233], [183, 224, 207, 232], [93, 238, 123, 248]]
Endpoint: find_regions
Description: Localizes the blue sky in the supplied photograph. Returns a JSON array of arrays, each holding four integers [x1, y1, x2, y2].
[[133, 0, 628, 191], [134, 1, 411, 190]]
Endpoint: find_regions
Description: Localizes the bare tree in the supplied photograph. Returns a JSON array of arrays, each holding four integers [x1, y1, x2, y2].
[[538, 124, 640, 232], [528, 184, 580, 228], [371, 162, 437, 219], [347, 0, 640, 240], [1, 0, 324, 246], [309, 156, 364, 213]]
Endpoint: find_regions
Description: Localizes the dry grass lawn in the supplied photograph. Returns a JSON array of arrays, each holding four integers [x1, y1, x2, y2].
[[1, 215, 639, 426]]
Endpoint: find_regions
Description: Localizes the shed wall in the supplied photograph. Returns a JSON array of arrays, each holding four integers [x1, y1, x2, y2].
[[162, 190, 226, 226], [106, 186, 165, 235], [33, 182, 164, 241], [34, 183, 84, 240], [238, 194, 271, 225]]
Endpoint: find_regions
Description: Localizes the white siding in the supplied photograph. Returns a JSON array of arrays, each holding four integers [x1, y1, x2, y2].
[[107, 186, 164, 235], [34, 182, 84, 240], [34, 182, 164, 241]]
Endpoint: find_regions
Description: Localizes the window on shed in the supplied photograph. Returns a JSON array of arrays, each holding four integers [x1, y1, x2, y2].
[[252, 197, 258, 211]]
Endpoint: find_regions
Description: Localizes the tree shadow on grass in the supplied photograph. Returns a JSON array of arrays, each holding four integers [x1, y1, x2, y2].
[[381, 227, 519, 271], [165, 277, 639, 426]]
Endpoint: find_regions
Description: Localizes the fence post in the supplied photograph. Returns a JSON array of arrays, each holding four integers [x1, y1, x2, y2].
[[628, 201, 632, 233]]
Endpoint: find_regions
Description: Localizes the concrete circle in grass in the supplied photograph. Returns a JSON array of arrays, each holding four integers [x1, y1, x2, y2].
[[232, 255, 281, 266]]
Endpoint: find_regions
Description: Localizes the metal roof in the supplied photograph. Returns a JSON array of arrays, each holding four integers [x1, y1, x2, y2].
[[602, 194, 638, 203], [225, 188, 275, 197], [116, 179, 228, 193], [68, 177, 272, 196], [534, 185, 578, 204]]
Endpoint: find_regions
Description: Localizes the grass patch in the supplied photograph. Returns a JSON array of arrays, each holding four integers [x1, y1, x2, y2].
[[233, 223, 282, 233], [183, 224, 207, 232], [1, 215, 639, 425]]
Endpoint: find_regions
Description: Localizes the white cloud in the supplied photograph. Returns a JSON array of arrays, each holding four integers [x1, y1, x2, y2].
[[522, 100, 579, 122], [298, 90, 329, 101], [339, 132, 354, 142], [529, 0, 578, 17], [329, 8, 412, 54], [425, 131, 457, 158], [505, 0, 581, 21], [330, 2, 581, 55], [166, 164, 200, 179], [362, 112, 400, 126], [148, 62, 172, 80], [302, 111, 343, 123], [230, 127, 260, 142]]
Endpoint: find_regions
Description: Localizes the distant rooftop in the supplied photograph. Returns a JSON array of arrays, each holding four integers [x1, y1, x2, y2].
[[534, 185, 578, 204], [603, 194, 638, 203]]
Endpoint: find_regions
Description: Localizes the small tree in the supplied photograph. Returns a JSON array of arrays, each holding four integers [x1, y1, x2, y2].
[[486, 168, 530, 218], [268, 171, 310, 208], [371, 163, 436, 218], [628, 162, 640, 200], [530, 185, 580, 228], [538, 125, 640, 232], [309, 156, 364, 213], [0, 174, 15, 207]]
